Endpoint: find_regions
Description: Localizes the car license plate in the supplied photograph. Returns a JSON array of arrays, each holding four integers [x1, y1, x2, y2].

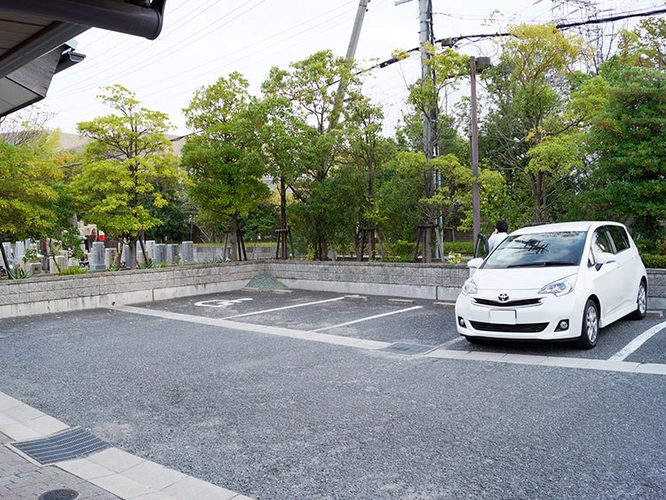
[[489, 309, 516, 324]]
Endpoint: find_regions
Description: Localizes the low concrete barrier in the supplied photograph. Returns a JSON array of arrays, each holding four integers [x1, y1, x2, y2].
[[1, 261, 664, 318]]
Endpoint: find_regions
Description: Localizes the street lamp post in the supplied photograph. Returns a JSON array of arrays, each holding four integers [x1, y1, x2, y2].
[[470, 55, 491, 247]]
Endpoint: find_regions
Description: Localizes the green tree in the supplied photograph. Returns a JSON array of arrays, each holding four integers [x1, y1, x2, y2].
[[254, 94, 308, 259], [182, 72, 270, 261], [482, 24, 603, 225], [583, 66, 666, 251], [0, 141, 61, 272], [343, 95, 395, 259], [261, 50, 360, 260], [70, 85, 183, 269], [405, 46, 469, 261]]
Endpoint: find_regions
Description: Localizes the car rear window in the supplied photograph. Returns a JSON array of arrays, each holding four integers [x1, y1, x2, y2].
[[483, 231, 587, 269], [607, 225, 630, 252]]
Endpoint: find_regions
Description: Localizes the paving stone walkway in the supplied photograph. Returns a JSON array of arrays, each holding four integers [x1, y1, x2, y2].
[[0, 431, 118, 499], [0, 391, 251, 500]]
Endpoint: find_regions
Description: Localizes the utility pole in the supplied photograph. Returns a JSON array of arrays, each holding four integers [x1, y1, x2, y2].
[[397, 0, 438, 262], [329, 0, 370, 131]]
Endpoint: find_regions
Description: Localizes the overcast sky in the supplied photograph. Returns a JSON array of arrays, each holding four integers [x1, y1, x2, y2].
[[42, 0, 656, 138]]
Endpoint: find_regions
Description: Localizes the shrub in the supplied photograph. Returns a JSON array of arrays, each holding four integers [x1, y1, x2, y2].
[[443, 241, 474, 255], [59, 266, 88, 276], [388, 240, 414, 260], [640, 253, 666, 269], [7, 267, 29, 279]]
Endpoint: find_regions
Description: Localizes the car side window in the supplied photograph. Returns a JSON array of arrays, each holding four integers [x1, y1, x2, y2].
[[608, 225, 630, 253], [589, 229, 613, 266]]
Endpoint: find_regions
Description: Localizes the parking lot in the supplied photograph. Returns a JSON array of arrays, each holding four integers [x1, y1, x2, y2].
[[1, 288, 665, 499]]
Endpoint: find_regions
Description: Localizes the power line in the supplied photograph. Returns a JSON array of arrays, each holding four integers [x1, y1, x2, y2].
[[365, 5, 666, 73]]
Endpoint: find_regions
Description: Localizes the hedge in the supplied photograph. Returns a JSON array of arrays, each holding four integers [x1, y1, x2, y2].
[[443, 241, 475, 255], [641, 254, 666, 269]]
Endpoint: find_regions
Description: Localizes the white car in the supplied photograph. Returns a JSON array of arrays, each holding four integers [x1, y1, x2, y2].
[[455, 221, 648, 349]]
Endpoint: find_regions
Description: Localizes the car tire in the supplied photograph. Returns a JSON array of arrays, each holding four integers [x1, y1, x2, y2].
[[577, 299, 599, 349], [629, 280, 647, 320], [464, 335, 481, 344]]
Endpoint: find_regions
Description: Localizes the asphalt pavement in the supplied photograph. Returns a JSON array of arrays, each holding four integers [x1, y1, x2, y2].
[[1, 289, 665, 499]]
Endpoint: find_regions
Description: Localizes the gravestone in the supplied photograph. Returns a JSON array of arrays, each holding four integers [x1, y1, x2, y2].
[[145, 240, 156, 260], [104, 248, 117, 269], [14, 241, 25, 267], [122, 244, 130, 267], [54, 255, 68, 273], [154, 244, 166, 265], [2, 243, 13, 268], [166, 243, 179, 265], [136, 245, 145, 265], [181, 241, 194, 263], [89, 242, 106, 271]]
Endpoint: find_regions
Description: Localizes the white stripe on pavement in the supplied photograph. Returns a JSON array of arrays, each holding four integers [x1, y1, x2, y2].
[[608, 320, 666, 361], [312, 306, 423, 332], [113, 305, 666, 376], [222, 296, 346, 319]]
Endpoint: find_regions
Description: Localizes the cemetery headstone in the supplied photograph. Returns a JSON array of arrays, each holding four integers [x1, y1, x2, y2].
[[154, 244, 167, 265], [123, 244, 130, 267], [167, 243, 179, 265], [145, 240, 156, 260], [2, 243, 13, 268], [14, 241, 25, 268], [182, 241, 194, 263], [104, 248, 117, 269], [90, 242, 107, 271]]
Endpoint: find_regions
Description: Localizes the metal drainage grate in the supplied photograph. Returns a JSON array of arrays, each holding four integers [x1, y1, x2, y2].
[[379, 342, 435, 356], [39, 489, 79, 500], [12, 427, 110, 465]]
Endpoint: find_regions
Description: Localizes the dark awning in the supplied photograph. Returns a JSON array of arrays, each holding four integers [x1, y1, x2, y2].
[[0, 1, 166, 79], [0, 0, 166, 118]]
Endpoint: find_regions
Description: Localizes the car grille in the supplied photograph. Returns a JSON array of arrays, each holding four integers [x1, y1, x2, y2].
[[473, 298, 542, 307], [469, 321, 549, 333]]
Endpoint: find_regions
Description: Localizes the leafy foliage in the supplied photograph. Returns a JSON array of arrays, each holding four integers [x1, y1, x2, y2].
[[71, 85, 184, 268], [0, 142, 61, 240], [583, 66, 666, 251], [182, 73, 270, 261]]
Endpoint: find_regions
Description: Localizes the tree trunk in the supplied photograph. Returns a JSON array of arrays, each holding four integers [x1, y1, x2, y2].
[[278, 178, 289, 260], [229, 216, 239, 261], [129, 237, 137, 270]]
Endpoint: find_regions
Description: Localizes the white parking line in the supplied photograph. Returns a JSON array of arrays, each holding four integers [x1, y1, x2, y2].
[[312, 306, 423, 332], [608, 319, 666, 361], [222, 296, 346, 319], [111, 306, 666, 376]]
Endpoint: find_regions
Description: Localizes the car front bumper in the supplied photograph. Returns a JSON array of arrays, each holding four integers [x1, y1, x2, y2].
[[454, 291, 584, 341]]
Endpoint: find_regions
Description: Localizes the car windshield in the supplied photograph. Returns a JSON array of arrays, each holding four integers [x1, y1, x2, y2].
[[483, 231, 587, 269]]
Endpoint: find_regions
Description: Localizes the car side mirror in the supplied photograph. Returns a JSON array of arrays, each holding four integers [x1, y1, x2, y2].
[[467, 257, 484, 277], [595, 251, 616, 271]]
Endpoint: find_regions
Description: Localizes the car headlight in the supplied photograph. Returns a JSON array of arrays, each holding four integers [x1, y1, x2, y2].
[[538, 274, 577, 297], [462, 278, 478, 296]]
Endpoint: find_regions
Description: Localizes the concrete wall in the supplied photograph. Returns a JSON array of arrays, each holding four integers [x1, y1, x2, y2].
[[266, 261, 469, 301], [1, 261, 664, 319], [0, 263, 259, 319]]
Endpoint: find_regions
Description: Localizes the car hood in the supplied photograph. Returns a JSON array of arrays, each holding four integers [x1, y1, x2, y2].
[[472, 267, 578, 291]]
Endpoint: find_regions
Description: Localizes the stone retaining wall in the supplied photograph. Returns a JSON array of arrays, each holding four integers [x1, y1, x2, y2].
[[1, 261, 664, 319]]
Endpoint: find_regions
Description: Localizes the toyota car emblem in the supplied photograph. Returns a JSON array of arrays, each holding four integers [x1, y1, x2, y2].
[[498, 293, 509, 302]]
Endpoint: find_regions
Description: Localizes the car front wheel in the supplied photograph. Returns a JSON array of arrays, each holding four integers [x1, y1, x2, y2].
[[577, 299, 599, 349], [629, 281, 647, 320]]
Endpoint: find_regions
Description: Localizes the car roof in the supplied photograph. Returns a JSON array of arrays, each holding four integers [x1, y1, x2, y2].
[[510, 221, 625, 235]]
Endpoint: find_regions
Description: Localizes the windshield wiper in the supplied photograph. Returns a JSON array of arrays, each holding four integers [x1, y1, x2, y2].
[[507, 262, 547, 268], [507, 261, 576, 268]]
